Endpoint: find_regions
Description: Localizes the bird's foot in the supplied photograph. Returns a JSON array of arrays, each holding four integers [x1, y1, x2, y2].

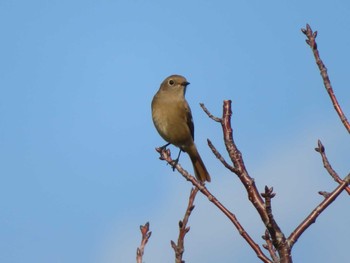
[[170, 149, 182, 171], [170, 158, 179, 171], [156, 143, 170, 154], [156, 143, 170, 152]]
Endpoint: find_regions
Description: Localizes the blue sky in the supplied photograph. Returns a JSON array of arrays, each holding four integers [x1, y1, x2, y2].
[[1, 1, 349, 262]]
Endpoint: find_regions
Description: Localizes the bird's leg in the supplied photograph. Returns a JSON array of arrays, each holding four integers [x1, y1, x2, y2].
[[157, 143, 181, 171], [159, 142, 170, 150], [170, 149, 182, 171]]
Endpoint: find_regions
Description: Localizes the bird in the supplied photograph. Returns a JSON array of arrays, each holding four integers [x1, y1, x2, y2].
[[151, 75, 211, 182]]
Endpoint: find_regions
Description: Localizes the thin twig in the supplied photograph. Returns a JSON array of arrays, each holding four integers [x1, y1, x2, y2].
[[200, 103, 222, 122], [315, 140, 350, 195], [156, 147, 272, 263], [288, 173, 350, 248], [171, 187, 199, 263], [207, 139, 238, 173], [301, 24, 350, 133], [318, 191, 331, 198], [262, 230, 279, 263], [136, 222, 152, 263]]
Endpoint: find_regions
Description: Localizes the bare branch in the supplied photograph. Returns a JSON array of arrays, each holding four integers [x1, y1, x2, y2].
[[136, 222, 152, 263], [156, 147, 272, 263], [315, 140, 350, 194], [202, 101, 292, 262], [151, 24, 348, 263], [207, 138, 238, 173], [301, 24, 350, 133], [217, 101, 267, 213], [261, 186, 286, 252], [200, 103, 222, 122], [262, 230, 279, 263], [288, 174, 350, 248], [171, 187, 199, 263]]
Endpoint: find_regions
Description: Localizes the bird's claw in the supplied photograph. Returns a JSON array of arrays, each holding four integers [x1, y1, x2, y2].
[[170, 158, 179, 171]]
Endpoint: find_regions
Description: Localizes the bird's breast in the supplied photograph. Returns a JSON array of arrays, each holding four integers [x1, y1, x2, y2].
[[152, 95, 193, 148]]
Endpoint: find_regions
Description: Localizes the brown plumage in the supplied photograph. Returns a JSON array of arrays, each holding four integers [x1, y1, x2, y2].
[[151, 75, 211, 182]]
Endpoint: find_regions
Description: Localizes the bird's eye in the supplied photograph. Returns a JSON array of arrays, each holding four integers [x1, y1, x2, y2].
[[168, 79, 175, 86]]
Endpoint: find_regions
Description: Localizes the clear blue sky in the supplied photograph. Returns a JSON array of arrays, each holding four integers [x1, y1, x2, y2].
[[1, 1, 349, 262]]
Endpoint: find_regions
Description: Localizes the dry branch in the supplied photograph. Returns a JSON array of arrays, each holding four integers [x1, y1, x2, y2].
[[171, 187, 199, 263], [315, 140, 350, 195], [136, 222, 152, 263], [288, 174, 350, 247], [262, 230, 279, 263], [149, 23, 349, 263], [201, 101, 292, 262], [302, 24, 350, 133], [156, 147, 272, 263]]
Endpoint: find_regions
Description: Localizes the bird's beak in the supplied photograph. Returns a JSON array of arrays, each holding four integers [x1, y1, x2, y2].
[[182, 81, 190, 94], [182, 81, 190, 87]]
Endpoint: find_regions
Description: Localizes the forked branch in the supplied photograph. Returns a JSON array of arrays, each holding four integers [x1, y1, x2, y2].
[[201, 101, 291, 262], [288, 173, 350, 247], [315, 140, 350, 195], [150, 24, 349, 263], [156, 147, 272, 263]]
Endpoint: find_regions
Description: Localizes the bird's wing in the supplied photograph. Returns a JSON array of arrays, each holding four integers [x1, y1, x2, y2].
[[184, 100, 195, 140]]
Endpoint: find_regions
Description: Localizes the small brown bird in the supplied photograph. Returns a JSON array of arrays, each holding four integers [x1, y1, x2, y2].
[[151, 75, 211, 182]]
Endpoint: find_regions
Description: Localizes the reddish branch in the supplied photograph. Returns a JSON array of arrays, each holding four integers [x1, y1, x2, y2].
[[152, 25, 349, 263], [156, 98, 348, 262], [207, 138, 238, 173], [136, 222, 152, 263], [261, 186, 285, 251], [288, 173, 350, 247], [201, 101, 291, 262], [157, 99, 348, 262], [285, 22, 350, 250], [301, 24, 350, 133], [315, 140, 350, 195], [171, 187, 199, 263], [287, 139, 350, 247], [156, 147, 272, 263], [262, 230, 279, 263]]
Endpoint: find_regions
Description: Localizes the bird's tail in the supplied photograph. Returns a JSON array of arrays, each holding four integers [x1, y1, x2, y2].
[[186, 144, 211, 183]]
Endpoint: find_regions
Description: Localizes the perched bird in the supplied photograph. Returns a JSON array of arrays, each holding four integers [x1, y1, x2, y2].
[[151, 75, 211, 182]]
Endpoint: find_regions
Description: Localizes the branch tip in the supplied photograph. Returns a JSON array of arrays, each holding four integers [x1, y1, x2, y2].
[[170, 240, 176, 248], [318, 191, 331, 198], [303, 24, 350, 132], [200, 102, 222, 122], [306, 23, 311, 32], [261, 186, 275, 198], [136, 222, 152, 263], [318, 140, 325, 152]]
